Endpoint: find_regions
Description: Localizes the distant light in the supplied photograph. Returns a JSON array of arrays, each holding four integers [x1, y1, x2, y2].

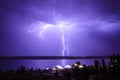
[[74, 64, 77, 66], [79, 65, 84, 68], [46, 67, 49, 70], [65, 65, 72, 69], [52, 67, 56, 71], [56, 65, 64, 70]]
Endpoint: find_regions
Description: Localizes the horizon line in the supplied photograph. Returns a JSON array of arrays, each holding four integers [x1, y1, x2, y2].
[[0, 56, 109, 60]]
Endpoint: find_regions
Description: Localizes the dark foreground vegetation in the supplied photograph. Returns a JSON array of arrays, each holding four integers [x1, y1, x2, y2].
[[0, 54, 120, 80]]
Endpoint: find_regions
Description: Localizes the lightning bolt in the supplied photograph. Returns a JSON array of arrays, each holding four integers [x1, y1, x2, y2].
[[60, 26, 65, 56], [28, 15, 76, 66], [28, 20, 73, 56], [59, 24, 70, 56]]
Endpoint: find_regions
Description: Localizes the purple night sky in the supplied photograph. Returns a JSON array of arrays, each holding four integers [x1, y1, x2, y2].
[[0, 0, 120, 70]]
